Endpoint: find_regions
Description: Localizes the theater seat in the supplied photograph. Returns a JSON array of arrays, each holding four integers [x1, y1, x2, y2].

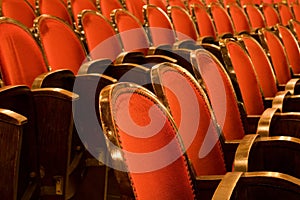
[[99, 82, 300, 199]]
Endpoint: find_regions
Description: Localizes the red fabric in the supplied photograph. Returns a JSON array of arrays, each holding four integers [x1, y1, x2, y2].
[[81, 12, 122, 60], [263, 30, 292, 84], [244, 4, 266, 30], [188, 0, 204, 8], [194, 50, 245, 140], [278, 25, 300, 74], [210, 3, 234, 36], [223, 0, 237, 6], [1, 0, 35, 27], [39, 0, 73, 25], [290, 20, 300, 43], [240, 0, 255, 5], [169, 6, 198, 41], [292, 3, 300, 22], [228, 4, 251, 33], [148, 0, 168, 12], [168, 0, 187, 9], [226, 41, 265, 115], [145, 6, 176, 46], [113, 92, 195, 199], [99, 0, 123, 20], [124, 0, 146, 23], [0, 22, 48, 86], [69, 0, 97, 25], [242, 36, 278, 98], [158, 68, 227, 175], [262, 4, 280, 27], [193, 4, 217, 39], [278, 3, 293, 26], [113, 10, 150, 55], [37, 17, 86, 74]]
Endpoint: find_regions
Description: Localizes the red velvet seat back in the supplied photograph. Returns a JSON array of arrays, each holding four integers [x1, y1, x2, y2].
[[0, 19, 48, 86], [277, 3, 294, 26], [100, 83, 195, 199], [34, 15, 87, 74], [277, 25, 300, 74], [191, 4, 217, 40], [223, 40, 265, 115], [168, 6, 199, 41], [38, 0, 73, 25], [0, 0, 36, 27], [192, 49, 245, 140], [188, 0, 205, 8], [148, 0, 168, 12], [209, 3, 235, 37], [168, 0, 187, 9], [144, 5, 177, 46], [289, 19, 300, 43], [240, 35, 278, 98], [99, 0, 123, 20], [260, 29, 292, 84], [227, 4, 251, 34], [112, 9, 150, 55], [79, 10, 123, 60], [68, 0, 97, 26], [261, 3, 281, 27], [291, 3, 300, 22], [244, 4, 266, 31], [151, 63, 227, 175], [124, 0, 146, 23]]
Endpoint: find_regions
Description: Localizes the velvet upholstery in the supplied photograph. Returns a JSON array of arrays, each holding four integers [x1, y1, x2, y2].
[[34, 15, 87, 74], [209, 3, 235, 37], [0, 0, 36, 27], [79, 10, 123, 60], [112, 9, 150, 55], [276, 25, 300, 74], [124, 0, 146, 23], [259, 29, 292, 85], [148, 0, 168, 12], [68, 0, 97, 26], [240, 35, 278, 98], [291, 2, 300, 22], [38, 0, 73, 25], [227, 3, 251, 34], [192, 49, 245, 140], [144, 5, 177, 46], [261, 3, 280, 27], [224, 40, 265, 115], [244, 4, 266, 31], [277, 3, 294, 26], [98, 0, 123, 20], [0, 18, 48, 86], [168, 0, 187, 9], [168, 6, 199, 41], [191, 3, 217, 40], [100, 83, 195, 199], [151, 63, 227, 175]]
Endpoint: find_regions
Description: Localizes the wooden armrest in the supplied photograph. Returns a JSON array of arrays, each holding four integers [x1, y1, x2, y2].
[[115, 51, 176, 67], [194, 175, 223, 200], [223, 140, 240, 172], [285, 78, 300, 95], [245, 115, 261, 134], [32, 69, 75, 91], [212, 172, 300, 199], [77, 59, 114, 75], [234, 135, 300, 179]]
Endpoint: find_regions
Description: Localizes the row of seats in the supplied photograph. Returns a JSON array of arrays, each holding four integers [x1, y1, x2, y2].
[[1, 0, 300, 199]]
